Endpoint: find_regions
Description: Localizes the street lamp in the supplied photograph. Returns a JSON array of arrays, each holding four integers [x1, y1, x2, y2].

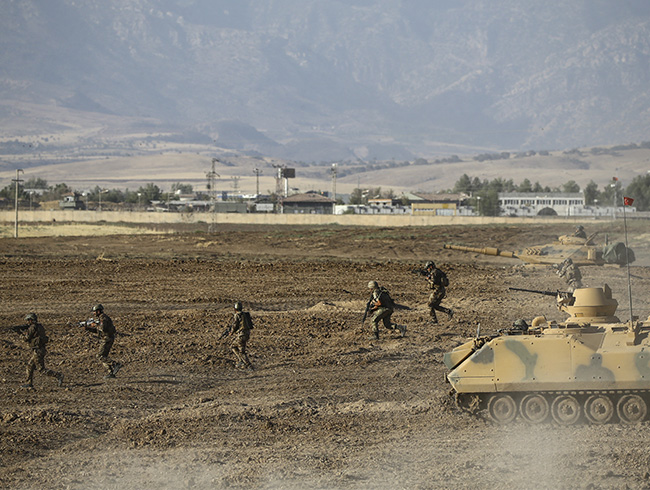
[[98, 189, 109, 212], [13, 169, 24, 238], [137, 192, 142, 210], [476, 196, 481, 216]]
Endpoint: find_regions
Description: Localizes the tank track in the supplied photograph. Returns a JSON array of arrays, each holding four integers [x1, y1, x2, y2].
[[454, 390, 650, 425]]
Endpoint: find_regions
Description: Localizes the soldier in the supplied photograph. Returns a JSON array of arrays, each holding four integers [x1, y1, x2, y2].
[[21, 313, 64, 389], [555, 258, 583, 292], [422, 261, 453, 324], [573, 225, 587, 239], [365, 281, 406, 340], [221, 302, 254, 369], [84, 304, 123, 378]]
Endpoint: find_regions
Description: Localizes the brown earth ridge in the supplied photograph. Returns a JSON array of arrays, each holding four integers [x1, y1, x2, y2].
[[1, 222, 650, 489]]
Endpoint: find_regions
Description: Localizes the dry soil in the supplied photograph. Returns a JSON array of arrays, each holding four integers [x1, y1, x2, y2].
[[2, 222, 650, 490]]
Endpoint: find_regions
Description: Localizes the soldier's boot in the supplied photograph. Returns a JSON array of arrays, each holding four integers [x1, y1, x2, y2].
[[112, 362, 123, 376], [241, 353, 253, 369], [21, 383, 34, 389], [397, 324, 407, 337], [445, 308, 454, 320], [429, 311, 438, 325], [369, 328, 380, 340]]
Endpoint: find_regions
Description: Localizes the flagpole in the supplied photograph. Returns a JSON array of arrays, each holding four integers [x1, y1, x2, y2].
[[622, 197, 633, 325]]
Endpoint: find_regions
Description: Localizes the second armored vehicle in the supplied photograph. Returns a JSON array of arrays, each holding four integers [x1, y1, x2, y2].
[[444, 233, 634, 266]]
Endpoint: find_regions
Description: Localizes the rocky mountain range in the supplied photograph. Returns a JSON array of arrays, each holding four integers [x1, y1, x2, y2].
[[1, 0, 650, 162]]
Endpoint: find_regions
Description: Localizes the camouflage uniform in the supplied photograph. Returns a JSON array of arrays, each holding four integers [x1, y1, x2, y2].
[[367, 282, 405, 340], [86, 307, 123, 378], [556, 258, 583, 292], [225, 304, 254, 369], [23, 315, 63, 388], [573, 225, 587, 239], [425, 263, 453, 324]]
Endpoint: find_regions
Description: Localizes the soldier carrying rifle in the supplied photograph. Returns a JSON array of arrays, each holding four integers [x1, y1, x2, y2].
[[81, 304, 123, 379], [220, 302, 254, 370], [19, 313, 64, 389], [412, 261, 454, 324], [364, 281, 406, 340]]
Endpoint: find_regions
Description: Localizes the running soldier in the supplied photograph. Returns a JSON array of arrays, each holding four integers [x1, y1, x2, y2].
[[555, 258, 583, 292], [21, 313, 64, 389], [221, 302, 254, 369], [364, 281, 406, 340], [421, 261, 453, 324], [84, 304, 123, 378]]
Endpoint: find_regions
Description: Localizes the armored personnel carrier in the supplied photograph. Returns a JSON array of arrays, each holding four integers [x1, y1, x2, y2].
[[443, 233, 634, 266], [444, 285, 650, 424]]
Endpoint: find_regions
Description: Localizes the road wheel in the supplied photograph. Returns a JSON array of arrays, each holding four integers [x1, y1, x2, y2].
[[551, 395, 581, 425], [520, 394, 549, 424], [617, 394, 647, 424], [584, 395, 614, 424], [487, 394, 517, 424]]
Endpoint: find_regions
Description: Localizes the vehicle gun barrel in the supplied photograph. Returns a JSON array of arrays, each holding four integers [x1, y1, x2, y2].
[[443, 244, 517, 258]]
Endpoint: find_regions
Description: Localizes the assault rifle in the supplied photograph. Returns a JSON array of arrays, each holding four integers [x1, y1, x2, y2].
[[411, 267, 428, 277], [218, 326, 231, 340], [77, 318, 131, 337], [3, 324, 29, 335], [361, 300, 372, 324], [78, 318, 99, 333]]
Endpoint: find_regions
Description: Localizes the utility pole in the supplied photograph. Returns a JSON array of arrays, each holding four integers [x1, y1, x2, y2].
[[207, 158, 220, 202], [331, 163, 338, 203], [253, 168, 262, 198], [13, 169, 23, 238]]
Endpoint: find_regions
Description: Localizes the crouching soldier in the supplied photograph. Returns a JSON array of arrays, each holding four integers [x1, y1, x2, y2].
[[365, 281, 406, 340], [22, 313, 64, 389]]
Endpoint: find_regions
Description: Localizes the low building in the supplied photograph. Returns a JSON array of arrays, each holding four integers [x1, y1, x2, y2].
[[407, 192, 472, 216], [280, 192, 335, 214]]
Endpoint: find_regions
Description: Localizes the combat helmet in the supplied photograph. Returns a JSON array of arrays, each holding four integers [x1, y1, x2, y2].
[[367, 280, 378, 289], [25, 312, 37, 323], [92, 304, 104, 313], [425, 261, 435, 269], [234, 301, 243, 311]]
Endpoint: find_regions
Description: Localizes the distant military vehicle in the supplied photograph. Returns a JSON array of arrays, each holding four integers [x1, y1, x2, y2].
[[443, 232, 634, 266], [444, 285, 650, 424], [59, 192, 86, 210]]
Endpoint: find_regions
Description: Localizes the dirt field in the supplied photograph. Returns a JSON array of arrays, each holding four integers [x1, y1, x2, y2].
[[2, 222, 650, 490]]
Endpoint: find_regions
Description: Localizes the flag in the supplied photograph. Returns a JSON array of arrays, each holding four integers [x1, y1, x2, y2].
[[624, 196, 634, 206], [613, 176, 619, 181]]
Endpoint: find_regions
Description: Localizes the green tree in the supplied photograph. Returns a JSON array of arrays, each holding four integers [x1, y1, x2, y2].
[[475, 189, 500, 216], [562, 180, 580, 193], [137, 183, 162, 204], [517, 178, 532, 192], [349, 188, 364, 205], [600, 179, 622, 206], [624, 174, 650, 211], [583, 180, 600, 205], [24, 177, 48, 189]]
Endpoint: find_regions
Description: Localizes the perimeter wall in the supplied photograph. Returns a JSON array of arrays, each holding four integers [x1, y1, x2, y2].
[[0, 210, 609, 227]]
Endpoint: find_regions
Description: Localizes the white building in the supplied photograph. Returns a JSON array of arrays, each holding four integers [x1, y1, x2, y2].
[[498, 192, 634, 217]]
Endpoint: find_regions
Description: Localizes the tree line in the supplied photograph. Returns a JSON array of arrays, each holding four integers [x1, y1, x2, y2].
[[452, 174, 650, 215]]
